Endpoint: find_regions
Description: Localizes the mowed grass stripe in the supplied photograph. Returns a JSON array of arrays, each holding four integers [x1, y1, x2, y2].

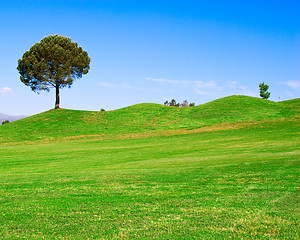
[[0, 116, 299, 239]]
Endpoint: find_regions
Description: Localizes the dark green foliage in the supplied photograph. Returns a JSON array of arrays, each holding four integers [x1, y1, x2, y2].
[[100, 108, 105, 112], [259, 82, 270, 99], [1, 120, 9, 125], [164, 99, 195, 107], [17, 34, 90, 108], [165, 99, 180, 107]]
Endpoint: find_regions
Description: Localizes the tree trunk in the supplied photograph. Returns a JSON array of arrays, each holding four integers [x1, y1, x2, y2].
[[55, 84, 60, 109]]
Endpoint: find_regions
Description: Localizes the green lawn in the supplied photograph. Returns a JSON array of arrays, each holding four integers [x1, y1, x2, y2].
[[0, 96, 299, 239], [1, 95, 299, 143]]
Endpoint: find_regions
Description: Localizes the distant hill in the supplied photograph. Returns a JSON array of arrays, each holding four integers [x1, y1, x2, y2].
[[0, 95, 299, 143], [0, 113, 27, 123]]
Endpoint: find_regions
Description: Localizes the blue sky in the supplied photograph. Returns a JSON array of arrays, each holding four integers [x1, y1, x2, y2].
[[0, 0, 299, 115]]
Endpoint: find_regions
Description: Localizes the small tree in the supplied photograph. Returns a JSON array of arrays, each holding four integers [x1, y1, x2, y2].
[[164, 99, 195, 107], [2, 120, 9, 125], [17, 35, 90, 109], [181, 100, 189, 107], [259, 82, 270, 100], [170, 99, 178, 107]]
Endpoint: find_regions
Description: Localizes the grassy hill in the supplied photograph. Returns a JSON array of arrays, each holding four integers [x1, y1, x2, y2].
[[1, 95, 299, 143], [0, 95, 299, 239]]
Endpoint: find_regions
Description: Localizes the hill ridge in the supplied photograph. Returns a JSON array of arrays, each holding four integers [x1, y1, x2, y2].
[[0, 95, 299, 143]]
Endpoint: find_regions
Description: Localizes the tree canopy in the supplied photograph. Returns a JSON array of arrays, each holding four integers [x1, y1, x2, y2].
[[164, 99, 195, 107], [17, 35, 90, 109], [259, 82, 270, 100]]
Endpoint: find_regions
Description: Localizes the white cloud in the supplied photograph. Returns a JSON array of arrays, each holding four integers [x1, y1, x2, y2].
[[146, 77, 216, 87], [227, 81, 239, 85], [192, 87, 210, 95], [238, 85, 257, 97], [145, 77, 168, 83], [169, 89, 177, 93], [227, 81, 240, 88], [98, 82, 143, 90], [0, 87, 12, 93], [98, 82, 117, 88], [225, 81, 257, 97], [283, 80, 300, 90], [146, 77, 194, 86], [147, 77, 262, 98], [146, 77, 219, 95], [285, 90, 294, 97], [201, 80, 217, 89], [121, 83, 138, 89], [193, 81, 218, 95]]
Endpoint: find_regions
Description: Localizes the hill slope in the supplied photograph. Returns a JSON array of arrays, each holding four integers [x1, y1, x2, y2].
[[0, 95, 299, 143], [0, 95, 299, 238], [0, 113, 27, 123]]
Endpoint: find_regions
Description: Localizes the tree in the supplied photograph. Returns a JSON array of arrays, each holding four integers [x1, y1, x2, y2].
[[164, 99, 195, 107], [17, 35, 90, 109], [259, 82, 270, 100], [2, 120, 9, 125], [170, 99, 178, 107], [164, 99, 180, 107], [181, 100, 189, 107]]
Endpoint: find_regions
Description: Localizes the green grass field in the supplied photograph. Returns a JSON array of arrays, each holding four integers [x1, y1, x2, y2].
[[0, 95, 299, 239]]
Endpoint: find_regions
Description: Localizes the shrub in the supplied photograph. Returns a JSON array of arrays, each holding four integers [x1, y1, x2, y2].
[[164, 99, 195, 107], [2, 120, 10, 125]]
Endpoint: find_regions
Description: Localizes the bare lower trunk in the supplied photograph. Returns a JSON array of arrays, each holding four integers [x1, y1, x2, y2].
[[55, 85, 60, 109]]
